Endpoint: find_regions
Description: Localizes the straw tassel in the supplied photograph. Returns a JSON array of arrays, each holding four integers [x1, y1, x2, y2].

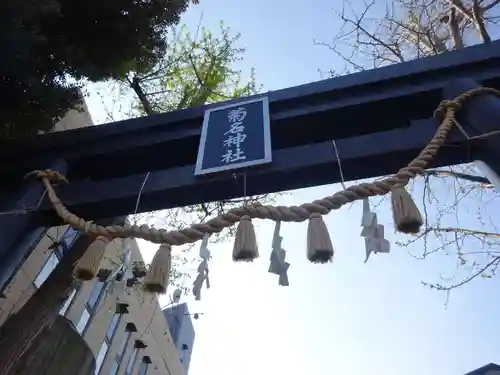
[[73, 236, 110, 281], [307, 213, 334, 263], [143, 243, 172, 294], [390, 186, 423, 234], [232, 215, 258, 262]]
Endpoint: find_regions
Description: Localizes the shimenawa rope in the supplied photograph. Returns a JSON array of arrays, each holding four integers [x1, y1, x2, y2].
[[25, 87, 500, 292]]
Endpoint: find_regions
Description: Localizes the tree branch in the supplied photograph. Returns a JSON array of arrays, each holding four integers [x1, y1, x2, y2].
[[483, 0, 500, 11], [425, 226, 500, 239], [422, 169, 492, 186], [472, 0, 492, 42], [129, 75, 155, 115], [423, 256, 500, 291]]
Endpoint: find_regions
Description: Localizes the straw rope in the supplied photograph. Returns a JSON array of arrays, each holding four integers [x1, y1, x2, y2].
[[26, 87, 500, 245]]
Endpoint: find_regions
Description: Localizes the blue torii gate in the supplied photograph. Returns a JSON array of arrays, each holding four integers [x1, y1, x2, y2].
[[1, 40, 500, 294]]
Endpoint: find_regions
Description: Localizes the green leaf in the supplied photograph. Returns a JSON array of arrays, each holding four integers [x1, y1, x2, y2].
[[126, 21, 259, 115]]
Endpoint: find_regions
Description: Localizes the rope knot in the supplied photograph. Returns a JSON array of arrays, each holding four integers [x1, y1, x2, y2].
[[433, 99, 461, 122], [25, 169, 68, 185]]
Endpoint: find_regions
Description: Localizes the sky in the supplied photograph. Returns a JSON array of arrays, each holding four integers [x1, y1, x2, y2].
[[84, 1, 500, 375]]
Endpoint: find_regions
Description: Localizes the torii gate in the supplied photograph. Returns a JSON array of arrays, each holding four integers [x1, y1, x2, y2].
[[1, 39, 500, 294]]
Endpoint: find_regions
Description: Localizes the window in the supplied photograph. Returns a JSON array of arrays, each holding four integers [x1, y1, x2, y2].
[[61, 228, 79, 249], [180, 344, 189, 363], [74, 281, 106, 337], [106, 313, 120, 340], [109, 329, 131, 375], [59, 288, 77, 316], [138, 361, 149, 375], [33, 227, 80, 288], [53, 228, 79, 257], [124, 347, 139, 375], [75, 308, 90, 334], [116, 331, 132, 360], [34, 253, 59, 288], [93, 311, 123, 374], [94, 341, 109, 374], [108, 360, 119, 375], [87, 281, 105, 311]]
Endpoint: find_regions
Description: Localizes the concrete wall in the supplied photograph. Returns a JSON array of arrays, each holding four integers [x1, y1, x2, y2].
[[52, 100, 94, 131], [0, 96, 185, 375], [37, 90, 94, 134]]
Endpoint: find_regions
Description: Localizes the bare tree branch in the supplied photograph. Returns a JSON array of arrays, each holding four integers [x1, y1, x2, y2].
[[317, 0, 500, 295]]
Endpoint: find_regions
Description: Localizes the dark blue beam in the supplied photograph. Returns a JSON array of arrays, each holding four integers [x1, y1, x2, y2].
[[0, 41, 498, 226], [36, 117, 468, 225], [443, 78, 500, 178], [1, 39, 500, 187], [2, 37, 500, 154]]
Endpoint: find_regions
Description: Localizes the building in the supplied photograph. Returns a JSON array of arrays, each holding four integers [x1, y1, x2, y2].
[[163, 303, 196, 374], [466, 364, 500, 375], [0, 96, 187, 375]]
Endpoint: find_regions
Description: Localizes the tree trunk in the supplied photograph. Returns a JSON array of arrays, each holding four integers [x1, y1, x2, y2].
[[0, 216, 125, 375], [11, 315, 95, 375], [131, 76, 155, 115]]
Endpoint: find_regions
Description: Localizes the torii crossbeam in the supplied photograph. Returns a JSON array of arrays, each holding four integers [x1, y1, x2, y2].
[[2, 40, 500, 293]]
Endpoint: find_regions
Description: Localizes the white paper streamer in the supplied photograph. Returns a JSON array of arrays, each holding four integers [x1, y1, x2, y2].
[[360, 198, 390, 262], [192, 234, 211, 300], [268, 221, 290, 286]]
